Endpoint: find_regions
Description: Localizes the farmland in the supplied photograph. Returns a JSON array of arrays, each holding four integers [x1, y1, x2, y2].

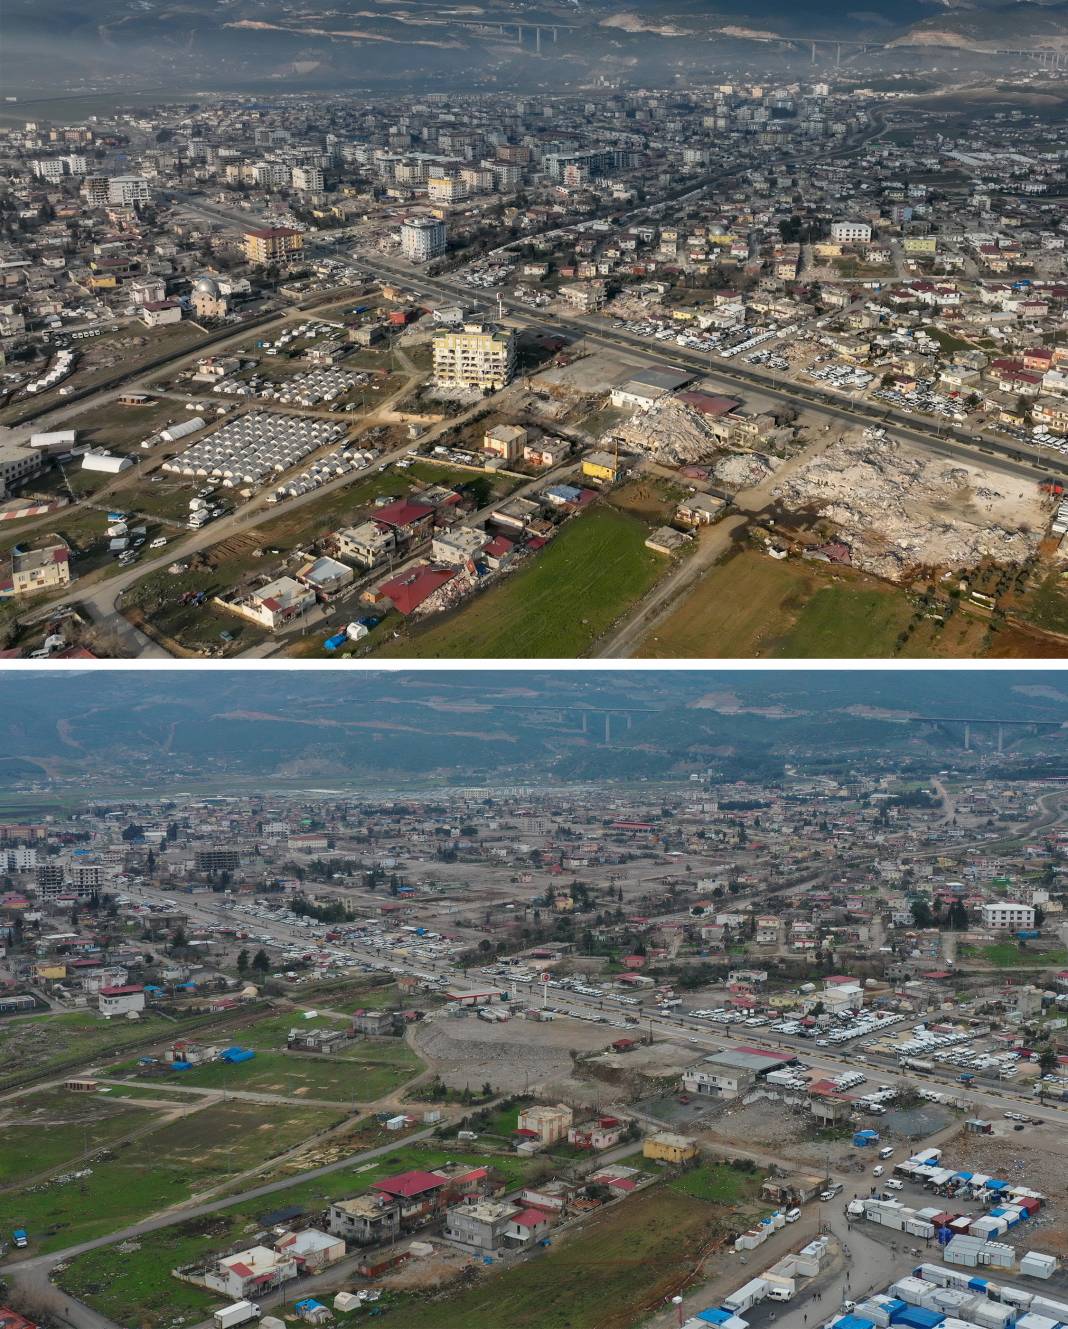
[[377, 506, 666, 658]]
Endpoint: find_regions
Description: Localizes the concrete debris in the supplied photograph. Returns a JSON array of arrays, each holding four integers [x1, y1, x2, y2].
[[776, 433, 1046, 581], [607, 396, 723, 465], [712, 451, 779, 490]]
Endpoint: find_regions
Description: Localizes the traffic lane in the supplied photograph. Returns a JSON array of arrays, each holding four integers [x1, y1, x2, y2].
[[360, 255, 1067, 483]]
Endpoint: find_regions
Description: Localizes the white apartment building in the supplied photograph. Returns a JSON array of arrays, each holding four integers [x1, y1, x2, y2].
[[981, 902, 1036, 931], [830, 221, 872, 244], [107, 175, 151, 207], [32, 159, 67, 182], [432, 322, 516, 392], [400, 216, 447, 263], [291, 165, 324, 192], [1, 847, 37, 871]]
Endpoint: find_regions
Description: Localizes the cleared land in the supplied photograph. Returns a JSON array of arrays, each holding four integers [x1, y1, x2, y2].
[[0, 1088, 152, 1185], [8, 1099, 344, 1253], [377, 506, 666, 658], [0, 1010, 171, 1087], [58, 1144, 547, 1329]]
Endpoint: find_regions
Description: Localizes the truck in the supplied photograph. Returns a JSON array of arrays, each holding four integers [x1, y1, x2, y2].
[[11, 1228, 28, 1248], [213, 1302, 260, 1329]]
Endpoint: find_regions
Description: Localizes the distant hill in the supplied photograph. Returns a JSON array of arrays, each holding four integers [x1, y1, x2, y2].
[[4, 0, 1066, 100], [0, 671, 1063, 790]]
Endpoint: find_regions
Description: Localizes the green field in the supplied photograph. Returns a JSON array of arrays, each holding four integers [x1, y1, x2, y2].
[[959, 943, 1068, 968], [0, 1010, 170, 1087], [112, 1040, 422, 1102], [0, 1089, 151, 1185], [639, 550, 919, 658], [1021, 571, 1068, 637], [9, 1099, 343, 1253], [668, 1159, 765, 1206], [58, 1144, 545, 1329], [772, 585, 914, 657], [393, 1185, 720, 1329], [378, 507, 665, 658]]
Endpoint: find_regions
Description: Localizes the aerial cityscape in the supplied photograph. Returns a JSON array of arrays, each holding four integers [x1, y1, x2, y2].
[[0, 9, 1067, 657], [0, 668, 1067, 1329]]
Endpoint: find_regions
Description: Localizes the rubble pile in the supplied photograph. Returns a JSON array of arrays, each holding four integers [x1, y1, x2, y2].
[[608, 396, 723, 465], [713, 451, 780, 490], [777, 433, 1046, 581]]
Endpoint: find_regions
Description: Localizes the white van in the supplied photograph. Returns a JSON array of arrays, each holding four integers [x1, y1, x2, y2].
[[878, 1146, 895, 1159]]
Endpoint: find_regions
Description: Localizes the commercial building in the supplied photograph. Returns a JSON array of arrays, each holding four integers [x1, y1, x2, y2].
[[97, 985, 146, 1017], [243, 227, 304, 266], [0, 444, 44, 499], [830, 221, 872, 244], [401, 216, 447, 263], [432, 323, 515, 391], [981, 902, 1036, 930]]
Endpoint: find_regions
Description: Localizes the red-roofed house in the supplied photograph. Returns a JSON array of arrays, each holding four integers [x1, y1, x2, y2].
[[375, 565, 456, 615]]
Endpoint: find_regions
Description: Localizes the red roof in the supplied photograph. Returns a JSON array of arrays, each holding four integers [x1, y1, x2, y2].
[[373, 499, 435, 529], [677, 390, 741, 418], [99, 984, 143, 996], [511, 1207, 549, 1227], [378, 566, 455, 615], [372, 1169, 446, 1199], [483, 536, 514, 557]]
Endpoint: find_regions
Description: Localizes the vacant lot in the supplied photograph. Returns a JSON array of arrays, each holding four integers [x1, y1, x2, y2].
[[113, 1042, 421, 1102], [959, 942, 1068, 968], [58, 1143, 546, 1328], [0, 1088, 155, 1185], [637, 549, 995, 658], [378, 506, 665, 658], [394, 1185, 723, 1329], [669, 1159, 765, 1207], [0, 1010, 169, 1087], [9, 1099, 342, 1252]]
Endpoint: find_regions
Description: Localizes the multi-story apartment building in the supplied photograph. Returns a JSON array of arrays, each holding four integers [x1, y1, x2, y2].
[[243, 226, 303, 266], [107, 175, 152, 206], [400, 216, 447, 263], [432, 322, 515, 391]]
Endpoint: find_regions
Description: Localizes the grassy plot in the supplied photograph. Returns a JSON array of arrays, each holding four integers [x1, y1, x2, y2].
[[393, 1186, 720, 1329], [9, 1099, 343, 1253], [58, 1145, 546, 1329], [0, 1010, 169, 1086], [639, 549, 917, 659], [959, 943, 1068, 968], [113, 1045, 421, 1101], [0, 1089, 151, 1185], [377, 507, 666, 659], [668, 1159, 765, 1206]]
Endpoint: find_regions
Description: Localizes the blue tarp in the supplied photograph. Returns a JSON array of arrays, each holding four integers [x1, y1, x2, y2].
[[836, 1317, 876, 1329], [968, 1280, 989, 1291], [990, 1208, 1007, 1217], [295, 1301, 324, 1313], [987, 1180, 1009, 1190], [171, 1061, 192, 1071], [219, 1046, 255, 1063], [893, 1309, 944, 1329], [697, 1310, 733, 1325]]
